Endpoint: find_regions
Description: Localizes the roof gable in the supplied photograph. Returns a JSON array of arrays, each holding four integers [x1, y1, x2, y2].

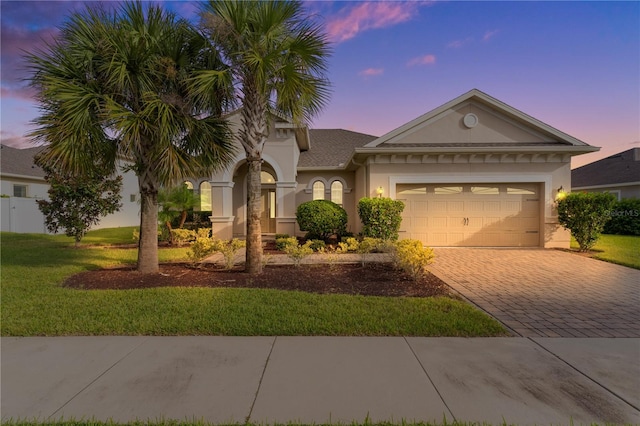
[[365, 89, 593, 149]]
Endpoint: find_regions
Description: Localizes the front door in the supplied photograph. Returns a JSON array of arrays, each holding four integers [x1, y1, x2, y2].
[[260, 188, 276, 233]]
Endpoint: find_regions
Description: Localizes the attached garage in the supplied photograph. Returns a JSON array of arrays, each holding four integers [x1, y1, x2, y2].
[[397, 183, 540, 247]]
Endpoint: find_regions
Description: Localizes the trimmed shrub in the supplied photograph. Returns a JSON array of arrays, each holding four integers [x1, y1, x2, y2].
[[337, 237, 360, 253], [557, 192, 617, 251], [357, 197, 405, 240], [211, 238, 246, 270], [603, 198, 640, 236], [393, 239, 435, 280], [296, 200, 348, 240]]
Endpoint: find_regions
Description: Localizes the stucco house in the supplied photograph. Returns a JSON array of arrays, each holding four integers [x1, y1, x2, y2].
[[200, 89, 598, 248], [571, 148, 640, 200], [2, 89, 598, 248]]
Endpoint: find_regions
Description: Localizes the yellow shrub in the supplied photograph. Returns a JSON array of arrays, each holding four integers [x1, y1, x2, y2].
[[394, 239, 435, 280]]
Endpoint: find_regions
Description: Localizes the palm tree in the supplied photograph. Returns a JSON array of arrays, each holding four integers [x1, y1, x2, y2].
[[26, 1, 235, 273], [200, 0, 331, 274]]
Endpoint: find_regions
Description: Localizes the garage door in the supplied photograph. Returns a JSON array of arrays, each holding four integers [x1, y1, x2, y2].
[[397, 183, 540, 247]]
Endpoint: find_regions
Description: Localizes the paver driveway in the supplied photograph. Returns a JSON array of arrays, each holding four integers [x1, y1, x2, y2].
[[429, 248, 640, 337]]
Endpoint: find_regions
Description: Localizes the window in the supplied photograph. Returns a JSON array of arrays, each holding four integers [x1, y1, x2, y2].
[[200, 181, 211, 211], [312, 181, 324, 200], [507, 186, 536, 195], [331, 181, 343, 205], [434, 186, 463, 195], [261, 171, 275, 184], [183, 181, 194, 190], [471, 186, 499, 195], [130, 194, 137, 203], [13, 185, 27, 198], [397, 184, 427, 196]]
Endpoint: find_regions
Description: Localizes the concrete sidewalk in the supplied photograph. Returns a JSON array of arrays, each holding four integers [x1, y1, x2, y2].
[[2, 337, 639, 425]]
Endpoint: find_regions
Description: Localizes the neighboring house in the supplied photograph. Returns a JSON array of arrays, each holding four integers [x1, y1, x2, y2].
[[0, 144, 141, 233], [205, 89, 598, 248], [571, 148, 640, 200], [2, 89, 599, 248]]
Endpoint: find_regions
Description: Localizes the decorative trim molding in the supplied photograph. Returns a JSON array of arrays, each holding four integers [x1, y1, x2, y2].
[[367, 152, 571, 165]]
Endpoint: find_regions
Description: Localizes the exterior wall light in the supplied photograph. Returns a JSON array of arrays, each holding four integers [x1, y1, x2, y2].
[[556, 186, 567, 201], [376, 186, 384, 198]]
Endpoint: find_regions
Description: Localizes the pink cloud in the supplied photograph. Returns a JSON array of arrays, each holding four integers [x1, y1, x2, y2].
[[407, 54, 436, 67], [1, 86, 37, 102], [359, 68, 384, 77], [326, 2, 424, 43], [483, 29, 500, 42]]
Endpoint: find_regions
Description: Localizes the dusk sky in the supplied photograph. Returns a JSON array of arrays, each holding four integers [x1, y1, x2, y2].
[[1, 1, 638, 169]]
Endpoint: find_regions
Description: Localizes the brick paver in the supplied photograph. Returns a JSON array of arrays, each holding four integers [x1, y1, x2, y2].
[[429, 248, 640, 337]]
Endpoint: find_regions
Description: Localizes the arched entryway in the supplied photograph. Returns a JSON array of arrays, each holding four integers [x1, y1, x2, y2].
[[231, 161, 280, 236]]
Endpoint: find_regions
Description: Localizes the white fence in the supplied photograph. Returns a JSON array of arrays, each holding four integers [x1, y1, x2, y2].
[[1, 197, 50, 234]]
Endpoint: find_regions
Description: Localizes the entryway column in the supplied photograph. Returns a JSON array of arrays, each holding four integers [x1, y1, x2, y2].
[[210, 181, 235, 240], [275, 181, 298, 236]]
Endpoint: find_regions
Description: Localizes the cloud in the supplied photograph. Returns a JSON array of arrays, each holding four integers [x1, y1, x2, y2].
[[358, 68, 384, 77], [447, 37, 473, 49], [483, 29, 500, 42], [326, 2, 423, 43], [407, 54, 436, 67]]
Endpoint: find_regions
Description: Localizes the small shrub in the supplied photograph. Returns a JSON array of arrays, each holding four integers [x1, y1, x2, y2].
[[357, 237, 380, 266], [557, 192, 617, 251], [393, 239, 435, 280], [276, 236, 298, 251], [170, 229, 196, 247], [308, 239, 326, 252], [358, 197, 405, 240], [603, 198, 640, 236], [211, 238, 246, 270], [275, 233, 290, 240], [296, 200, 348, 240], [283, 240, 314, 267], [132, 229, 140, 241], [337, 237, 360, 253], [187, 234, 216, 266]]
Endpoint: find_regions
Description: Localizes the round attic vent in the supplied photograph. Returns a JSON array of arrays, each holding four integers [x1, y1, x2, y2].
[[463, 113, 478, 128]]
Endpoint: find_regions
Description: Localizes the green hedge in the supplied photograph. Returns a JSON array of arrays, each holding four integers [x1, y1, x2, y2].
[[296, 200, 347, 240], [357, 197, 405, 240], [603, 198, 640, 236]]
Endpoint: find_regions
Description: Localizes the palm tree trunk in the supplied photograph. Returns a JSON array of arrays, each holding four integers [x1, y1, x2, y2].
[[138, 181, 159, 274], [245, 158, 263, 274]]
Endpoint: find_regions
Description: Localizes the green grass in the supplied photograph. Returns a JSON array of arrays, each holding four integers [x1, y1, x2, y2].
[[570, 234, 640, 269], [51, 226, 140, 246], [0, 231, 506, 337]]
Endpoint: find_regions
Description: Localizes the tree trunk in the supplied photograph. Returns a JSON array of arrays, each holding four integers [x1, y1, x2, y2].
[[138, 186, 159, 274], [245, 158, 263, 274]]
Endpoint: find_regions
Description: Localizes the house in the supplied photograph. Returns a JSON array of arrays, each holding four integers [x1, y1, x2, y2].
[[2, 89, 598, 248], [0, 144, 141, 233], [203, 89, 598, 248], [571, 148, 640, 200]]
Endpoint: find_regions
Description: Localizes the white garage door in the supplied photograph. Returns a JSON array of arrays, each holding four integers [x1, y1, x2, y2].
[[397, 183, 540, 247]]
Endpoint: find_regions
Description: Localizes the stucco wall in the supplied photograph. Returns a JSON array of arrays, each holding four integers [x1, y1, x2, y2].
[[295, 170, 359, 235]]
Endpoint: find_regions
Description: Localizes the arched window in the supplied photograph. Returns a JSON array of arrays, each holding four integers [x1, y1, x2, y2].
[[183, 181, 194, 190], [312, 181, 325, 200], [331, 181, 343, 206], [261, 171, 275, 184], [200, 181, 211, 211]]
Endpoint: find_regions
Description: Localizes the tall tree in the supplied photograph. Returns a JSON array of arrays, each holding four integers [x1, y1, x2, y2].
[[200, 0, 331, 274], [26, 1, 235, 273]]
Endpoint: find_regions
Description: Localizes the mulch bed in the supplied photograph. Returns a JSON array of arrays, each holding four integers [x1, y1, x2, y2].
[[64, 262, 450, 297]]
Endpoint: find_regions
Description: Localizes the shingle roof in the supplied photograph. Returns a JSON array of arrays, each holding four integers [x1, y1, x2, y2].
[[572, 148, 640, 187], [0, 144, 46, 178], [298, 129, 377, 168]]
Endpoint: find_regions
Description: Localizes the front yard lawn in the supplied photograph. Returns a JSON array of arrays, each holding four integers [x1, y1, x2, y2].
[[0, 231, 506, 337], [571, 234, 640, 269]]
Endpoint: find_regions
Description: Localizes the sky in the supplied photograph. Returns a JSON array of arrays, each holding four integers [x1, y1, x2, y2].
[[1, 1, 639, 169]]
